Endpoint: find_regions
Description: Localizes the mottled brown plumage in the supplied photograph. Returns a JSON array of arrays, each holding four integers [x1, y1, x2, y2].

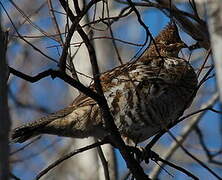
[[11, 23, 198, 144]]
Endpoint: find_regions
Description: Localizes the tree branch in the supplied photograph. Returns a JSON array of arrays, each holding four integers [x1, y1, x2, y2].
[[59, 1, 150, 179], [0, 29, 11, 180]]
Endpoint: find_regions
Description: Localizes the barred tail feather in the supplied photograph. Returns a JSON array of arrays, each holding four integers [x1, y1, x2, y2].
[[11, 120, 48, 143], [11, 106, 75, 143], [11, 102, 103, 143], [11, 126, 38, 143]]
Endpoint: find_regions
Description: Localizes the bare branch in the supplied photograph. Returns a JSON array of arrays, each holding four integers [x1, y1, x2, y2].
[[36, 140, 107, 180], [150, 93, 219, 178], [9, 67, 102, 103], [150, 151, 199, 180], [97, 145, 110, 180]]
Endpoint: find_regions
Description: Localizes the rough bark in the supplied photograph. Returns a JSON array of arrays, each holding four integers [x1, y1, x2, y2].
[[0, 28, 11, 180]]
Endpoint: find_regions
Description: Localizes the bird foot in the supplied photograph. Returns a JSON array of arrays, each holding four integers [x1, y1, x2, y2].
[[126, 145, 153, 164]]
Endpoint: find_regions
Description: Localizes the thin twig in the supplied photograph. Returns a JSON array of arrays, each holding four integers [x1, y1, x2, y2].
[[97, 145, 110, 180], [35, 140, 107, 180], [47, 0, 64, 44], [9, 0, 57, 42], [195, 126, 222, 165], [10, 136, 41, 155], [105, 0, 124, 65], [58, 0, 102, 71], [0, 2, 57, 63], [150, 93, 219, 178], [9, 67, 102, 103], [168, 131, 222, 180], [150, 151, 199, 180]]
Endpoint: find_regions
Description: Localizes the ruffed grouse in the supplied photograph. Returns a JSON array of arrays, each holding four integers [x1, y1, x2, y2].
[[11, 23, 198, 144]]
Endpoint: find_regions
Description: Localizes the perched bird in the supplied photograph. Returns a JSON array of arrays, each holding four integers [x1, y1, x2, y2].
[[11, 23, 198, 144]]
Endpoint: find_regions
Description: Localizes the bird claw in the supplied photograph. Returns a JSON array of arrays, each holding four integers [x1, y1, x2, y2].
[[126, 146, 152, 164]]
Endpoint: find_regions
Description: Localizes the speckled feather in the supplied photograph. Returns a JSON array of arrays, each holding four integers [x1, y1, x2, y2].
[[11, 24, 198, 144]]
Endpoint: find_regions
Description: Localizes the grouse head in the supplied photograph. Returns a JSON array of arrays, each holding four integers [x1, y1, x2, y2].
[[143, 23, 187, 58]]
